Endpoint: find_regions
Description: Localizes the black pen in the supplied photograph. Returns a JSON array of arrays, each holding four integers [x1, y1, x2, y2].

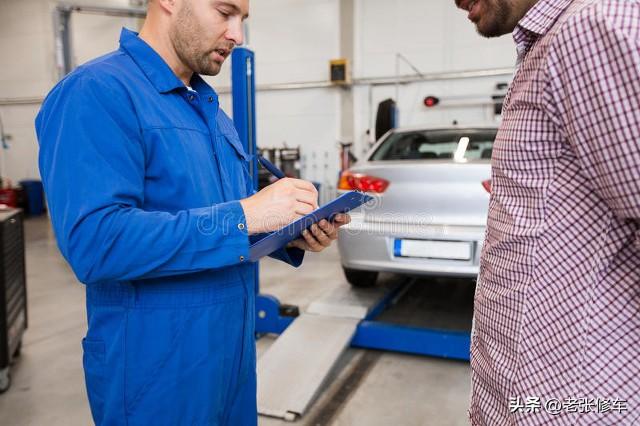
[[257, 155, 286, 179]]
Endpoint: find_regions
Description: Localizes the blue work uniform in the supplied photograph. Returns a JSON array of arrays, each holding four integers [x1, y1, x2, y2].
[[35, 28, 303, 426]]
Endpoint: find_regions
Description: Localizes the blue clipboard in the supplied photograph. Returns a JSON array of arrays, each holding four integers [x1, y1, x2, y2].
[[249, 191, 373, 262]]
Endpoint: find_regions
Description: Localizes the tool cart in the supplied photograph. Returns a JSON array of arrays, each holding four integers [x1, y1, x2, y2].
[[0, 209, 27, 393]]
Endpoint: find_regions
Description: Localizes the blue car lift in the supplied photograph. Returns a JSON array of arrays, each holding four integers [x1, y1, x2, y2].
[[230, 47, 470, 363]]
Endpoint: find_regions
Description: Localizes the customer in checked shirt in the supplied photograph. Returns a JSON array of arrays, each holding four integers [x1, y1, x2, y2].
[[453, 0, 640, 424]]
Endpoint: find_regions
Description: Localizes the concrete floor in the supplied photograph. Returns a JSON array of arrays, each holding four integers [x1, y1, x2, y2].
[[0, 216, 473, 426]]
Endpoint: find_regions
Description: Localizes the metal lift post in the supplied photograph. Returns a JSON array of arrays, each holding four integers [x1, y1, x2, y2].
[[230, 48, 471, 421], [231, 47, 299, 327]]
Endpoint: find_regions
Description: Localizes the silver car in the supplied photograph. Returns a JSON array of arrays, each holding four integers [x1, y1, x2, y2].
[[337, 125, 496, 287]]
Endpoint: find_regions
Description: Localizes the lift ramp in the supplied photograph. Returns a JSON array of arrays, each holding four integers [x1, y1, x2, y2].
[[257, 284, 391, 421]]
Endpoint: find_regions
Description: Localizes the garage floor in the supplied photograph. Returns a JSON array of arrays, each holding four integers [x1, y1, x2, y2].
[[0, 216, 474, 426]]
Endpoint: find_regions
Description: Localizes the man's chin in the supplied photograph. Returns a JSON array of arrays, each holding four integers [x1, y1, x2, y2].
[[476, 20, 511, 38], [197, 63, 222, 77]]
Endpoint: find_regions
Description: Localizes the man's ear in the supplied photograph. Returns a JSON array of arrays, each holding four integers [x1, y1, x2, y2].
[[156, 0, 178, 15]]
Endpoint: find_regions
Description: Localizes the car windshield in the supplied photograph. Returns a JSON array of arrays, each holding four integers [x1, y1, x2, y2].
[[370, 129, 497, 161]]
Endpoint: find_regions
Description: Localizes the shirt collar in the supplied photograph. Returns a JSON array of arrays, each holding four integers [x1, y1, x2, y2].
[[190, 74, 218, 97], [119, 28, 185, 94], [513, 0, 574, 54]]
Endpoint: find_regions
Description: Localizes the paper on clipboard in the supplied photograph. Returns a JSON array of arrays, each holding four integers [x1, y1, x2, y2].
[[249, 191, 373, 262]]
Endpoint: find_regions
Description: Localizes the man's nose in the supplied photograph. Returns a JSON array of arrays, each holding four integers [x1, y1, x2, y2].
[[226, 19, 244, 46]]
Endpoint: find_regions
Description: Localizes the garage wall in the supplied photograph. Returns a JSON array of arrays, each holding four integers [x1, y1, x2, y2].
[[355, 0, 515, 77], [71, 8, 140, 67], [0, 0, 54, 184], [0, 0, 516, 195], [209, 0, 343, 199], [221, 0, 516, 192], [352, 0, 516, 157], [0, 0, 137, 184]]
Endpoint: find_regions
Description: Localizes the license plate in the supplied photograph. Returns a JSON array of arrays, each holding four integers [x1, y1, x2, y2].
[[394, 239, 472, 260]]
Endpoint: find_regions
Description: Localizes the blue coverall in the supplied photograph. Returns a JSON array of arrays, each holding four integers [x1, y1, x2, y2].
[[35, 28, 303, 426]]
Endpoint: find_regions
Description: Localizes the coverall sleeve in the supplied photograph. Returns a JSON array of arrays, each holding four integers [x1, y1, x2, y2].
[[269, 245, 304, 267], [36, 70, 251, 285], [549, 5, 640, 246]]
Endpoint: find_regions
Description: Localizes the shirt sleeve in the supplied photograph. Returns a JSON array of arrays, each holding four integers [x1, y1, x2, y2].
[[36, 70, 251, 285], [548, 4, 640, 238]]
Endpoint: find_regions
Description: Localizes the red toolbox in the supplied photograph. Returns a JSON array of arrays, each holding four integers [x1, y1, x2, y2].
[[0, 189, 17, 208]]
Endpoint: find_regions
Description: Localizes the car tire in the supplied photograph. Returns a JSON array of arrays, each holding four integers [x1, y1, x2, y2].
[[343, 267, 378, 288]]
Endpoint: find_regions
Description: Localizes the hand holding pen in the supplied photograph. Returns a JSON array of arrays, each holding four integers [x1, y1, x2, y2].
[[238, 155, 350, 251], [239, 155, 317, 234]]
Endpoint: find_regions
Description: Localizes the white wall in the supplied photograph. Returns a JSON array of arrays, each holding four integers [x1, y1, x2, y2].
[[207, 0, 343, 199], [0, 0, 53, 183], [72, 11, 139, 66], [223, 0, 516, 197], [351, 0, 515, 157], [355, 0, 515, 77], [0, 0, 516, 193], [0, 0, 137, 185]]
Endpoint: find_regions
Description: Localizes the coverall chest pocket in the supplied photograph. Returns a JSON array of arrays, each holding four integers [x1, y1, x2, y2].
[[217, 131, 253, 199], [143, 127, 223, 209], [82, 338, 107, 423]]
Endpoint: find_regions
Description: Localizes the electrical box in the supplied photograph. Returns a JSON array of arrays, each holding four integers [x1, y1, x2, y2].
[[329, 59, 349, 84]]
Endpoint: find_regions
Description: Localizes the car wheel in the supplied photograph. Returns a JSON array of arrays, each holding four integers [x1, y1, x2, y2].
[[343, 267, 378, 288]]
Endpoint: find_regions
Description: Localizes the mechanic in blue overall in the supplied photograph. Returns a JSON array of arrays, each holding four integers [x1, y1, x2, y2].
[[35, 0, 350, 425]]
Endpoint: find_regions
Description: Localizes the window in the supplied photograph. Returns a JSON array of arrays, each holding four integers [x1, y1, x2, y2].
[[370, 129, 497, 161]]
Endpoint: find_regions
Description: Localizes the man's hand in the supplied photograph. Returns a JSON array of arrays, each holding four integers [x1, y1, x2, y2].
[[287, 214, 351, 252], [240, 178, 319, 234]]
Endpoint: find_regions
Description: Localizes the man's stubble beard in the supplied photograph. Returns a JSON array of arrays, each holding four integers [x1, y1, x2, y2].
[[170, 2, 221, 77], [475, 0, 518, 38]]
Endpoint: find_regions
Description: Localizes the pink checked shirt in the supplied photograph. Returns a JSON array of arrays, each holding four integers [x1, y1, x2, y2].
[[470, 0, 640, 424]]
